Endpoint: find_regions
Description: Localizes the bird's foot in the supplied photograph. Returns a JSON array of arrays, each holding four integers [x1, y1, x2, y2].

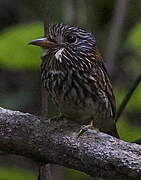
[[76, 121, 94, 138]]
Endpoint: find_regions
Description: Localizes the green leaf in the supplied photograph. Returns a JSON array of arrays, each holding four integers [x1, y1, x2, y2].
[[0, 22, 43, 70], [0, 167, 35, 180], [126, 23, 141, 50], [115, 84, 141, 112], [125, 23, 141, 74], [65, 168, 88, 180], [117, 119, 141, 142]]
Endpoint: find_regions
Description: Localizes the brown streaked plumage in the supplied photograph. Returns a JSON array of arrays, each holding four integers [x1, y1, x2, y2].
[[29, 24, 119, 138]]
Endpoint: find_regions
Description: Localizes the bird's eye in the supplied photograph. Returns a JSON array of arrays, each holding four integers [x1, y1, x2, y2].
[[66, 35, 77, 44]]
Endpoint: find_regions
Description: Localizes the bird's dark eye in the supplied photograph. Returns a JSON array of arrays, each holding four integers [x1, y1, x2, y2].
[[66, 35, 77, 44]]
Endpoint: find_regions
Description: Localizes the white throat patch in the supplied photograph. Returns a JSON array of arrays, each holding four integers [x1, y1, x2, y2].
[[55, 48, 64, 62]]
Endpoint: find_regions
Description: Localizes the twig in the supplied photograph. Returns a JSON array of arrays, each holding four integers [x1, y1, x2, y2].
[[115, 73, 141, 122], [38, 165, 50, 180], [38, 1, 49, 180], [0, 107, 141, 179]]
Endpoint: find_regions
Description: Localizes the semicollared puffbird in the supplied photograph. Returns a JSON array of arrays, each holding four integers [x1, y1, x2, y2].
[[29, 24, 119, 138]]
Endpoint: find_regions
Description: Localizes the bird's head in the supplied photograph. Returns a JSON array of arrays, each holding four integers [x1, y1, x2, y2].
[[29, 24, 100, 70]]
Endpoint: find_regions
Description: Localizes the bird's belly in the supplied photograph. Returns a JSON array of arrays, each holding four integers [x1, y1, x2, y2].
[[44, 71, 106, 127], [58, 97, 99, 124], [53, 90, 103, 127]]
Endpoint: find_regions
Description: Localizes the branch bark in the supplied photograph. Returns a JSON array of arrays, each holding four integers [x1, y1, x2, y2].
[[0, 107, 141, 179]]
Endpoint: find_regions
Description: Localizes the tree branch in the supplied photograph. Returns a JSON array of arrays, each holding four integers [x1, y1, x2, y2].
[[0, 107, 141, 179]]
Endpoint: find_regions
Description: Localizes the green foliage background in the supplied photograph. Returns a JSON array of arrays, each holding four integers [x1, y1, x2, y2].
[[0, 167, 35, 180], [0, 22, 42, 70], [0, 0, 141, 180]]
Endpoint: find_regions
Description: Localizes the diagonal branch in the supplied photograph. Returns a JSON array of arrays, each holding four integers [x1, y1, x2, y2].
[[116, 73, 141, 122], [0, 107, 141, 179]]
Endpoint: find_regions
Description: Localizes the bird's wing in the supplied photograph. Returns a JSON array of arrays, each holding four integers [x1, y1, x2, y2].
[[90, 49, 116, 118], [97, 61, 116, 118]]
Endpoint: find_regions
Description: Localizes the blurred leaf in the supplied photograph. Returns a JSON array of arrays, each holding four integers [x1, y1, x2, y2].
[[125, 23, 141, 74], [65, 168, 88, 180], [126, 23, 141, 50], [126, 83, 141, 112], [0, 22, 43, 70], [115, 84, 141, 112], [0, 167, 35, 180], [117, 119, 141, 142], [115, 85, 141, 142]]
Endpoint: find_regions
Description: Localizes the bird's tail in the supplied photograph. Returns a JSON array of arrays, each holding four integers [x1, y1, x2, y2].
[[107, 124, 119, 138], [100, 124, 119, 138]]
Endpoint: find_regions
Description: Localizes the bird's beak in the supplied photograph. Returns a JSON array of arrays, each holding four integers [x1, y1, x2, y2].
[[29, 38, 58, 48]]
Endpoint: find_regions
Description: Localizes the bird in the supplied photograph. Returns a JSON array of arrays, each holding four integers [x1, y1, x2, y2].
[[29, 24, 119, 138]]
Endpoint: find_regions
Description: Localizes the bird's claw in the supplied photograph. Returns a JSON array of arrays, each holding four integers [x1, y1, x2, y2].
[[75, 121, 94, 138]]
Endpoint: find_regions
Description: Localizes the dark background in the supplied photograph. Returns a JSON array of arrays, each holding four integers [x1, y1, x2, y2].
[[0, 0, 141, 179]]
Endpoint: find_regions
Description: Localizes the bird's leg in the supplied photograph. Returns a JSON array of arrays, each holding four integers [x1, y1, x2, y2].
[[76, 120, 95, 138]]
